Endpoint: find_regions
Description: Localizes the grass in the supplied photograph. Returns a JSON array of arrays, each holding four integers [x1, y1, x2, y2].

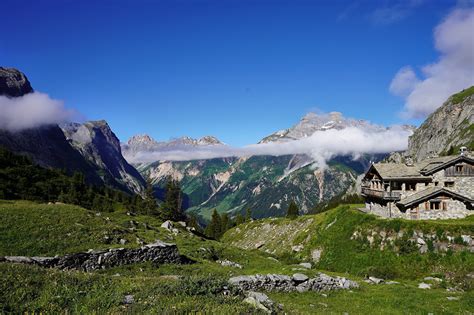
[[451, 86, 474, 104], [0, 200, 473, 313], [223, 204, 474, 280]]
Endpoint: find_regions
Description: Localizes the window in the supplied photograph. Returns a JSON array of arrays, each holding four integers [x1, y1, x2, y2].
[[430, 201, 440, 210], [456, 165, 463, 173], [434, 181, 439, 187], [425, 182, 429, 187], [406, 183, 416, 191], [444, 181, 454, 188]]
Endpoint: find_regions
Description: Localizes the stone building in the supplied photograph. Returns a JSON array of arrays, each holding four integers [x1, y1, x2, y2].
[[361, 150, 473, 220]]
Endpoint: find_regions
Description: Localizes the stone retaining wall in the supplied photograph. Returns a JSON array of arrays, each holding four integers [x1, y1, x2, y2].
[[0, 240, 190, 272]]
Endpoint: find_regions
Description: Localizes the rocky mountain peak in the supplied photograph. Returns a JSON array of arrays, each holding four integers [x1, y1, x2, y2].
[[127, 134, 158, 146], [198, 136, 223, 146], [0, 67, 34, 97]]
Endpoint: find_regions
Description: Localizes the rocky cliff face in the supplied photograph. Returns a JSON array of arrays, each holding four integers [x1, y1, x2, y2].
[[61, 121, 145, 194], [0, 67, 33, 97], [0, 67, 144, 194], [406, 87, 474, 161]]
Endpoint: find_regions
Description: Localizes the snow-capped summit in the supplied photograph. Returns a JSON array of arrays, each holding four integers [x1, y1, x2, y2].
[[121, 134, 224, 163], [259, 112, 385, 143]]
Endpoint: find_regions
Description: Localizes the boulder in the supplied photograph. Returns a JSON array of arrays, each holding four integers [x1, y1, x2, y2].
[[418, 283, 431, 289], [292, 273, 309, 283], [299, 262, 312, 269]]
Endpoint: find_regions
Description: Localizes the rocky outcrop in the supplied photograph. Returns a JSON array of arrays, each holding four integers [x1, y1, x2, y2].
[[0, 67, 33, 97], [0, 241, 190, 272], [405, 88, 474, 161], [61, 121, 145, 194], [229, 273, 358, 293]]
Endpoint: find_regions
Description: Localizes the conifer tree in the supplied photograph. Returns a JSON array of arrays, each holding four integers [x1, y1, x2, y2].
[[205, 209, 222, 239], [142, 179, 158, 215], [245, 207, 252, 222], [286, 200, 299, 219], [235, 213, 244, 226]]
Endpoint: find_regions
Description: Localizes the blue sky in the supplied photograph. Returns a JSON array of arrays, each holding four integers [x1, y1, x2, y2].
[[0, 0, 462, 146]]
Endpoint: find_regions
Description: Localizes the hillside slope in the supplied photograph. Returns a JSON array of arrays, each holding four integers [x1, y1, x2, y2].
[[223, 205, 474, 280]]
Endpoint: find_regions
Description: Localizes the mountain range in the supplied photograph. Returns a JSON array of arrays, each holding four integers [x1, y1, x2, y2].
[[1, 67, 472, 220]]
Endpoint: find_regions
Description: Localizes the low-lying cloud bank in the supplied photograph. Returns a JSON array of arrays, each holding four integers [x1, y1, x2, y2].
[[390, 6, 474, 118], [0, 92, 78, 132], [130, 126, 411, 168]]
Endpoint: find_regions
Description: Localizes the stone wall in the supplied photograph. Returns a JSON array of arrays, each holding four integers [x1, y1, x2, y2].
[[0, 240, 190, 272], [432, 170, 474, 197], [229, 273, 358, 293]]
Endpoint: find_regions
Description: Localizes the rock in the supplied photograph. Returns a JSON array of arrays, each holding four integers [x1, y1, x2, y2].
[[461, 235, 472, 245], [299, 262, 312, 269], [293, 273, 309, 283], [161, 220, 173, 230], [446, 296, 460, 301], [255, 241, 265, 249], [311, 248, 323, 263], [119, 239, 127, 245], [291, 245, 304, 252], [123, 295, 134, 305], [217, 259, 243, 269], [267, 257, 279, 262], [243, 297, 270, 313], [246, 291, 273, 307], [368, 277, 384, 284], [424, 276, 442, 282], [0, 67, 33, 97], [177, 221, 187, 227], [418, 283, 431, 289], [385, 281, 400, 285]]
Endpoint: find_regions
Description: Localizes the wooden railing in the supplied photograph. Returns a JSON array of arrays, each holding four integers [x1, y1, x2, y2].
[[361, 187, 401, 201]]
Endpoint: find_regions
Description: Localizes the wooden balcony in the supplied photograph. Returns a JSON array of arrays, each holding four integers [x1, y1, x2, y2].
[[361, 187, 401, 201]]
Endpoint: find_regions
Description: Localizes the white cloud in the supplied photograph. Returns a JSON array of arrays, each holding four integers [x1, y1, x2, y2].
[[0, 92, 79, 132], [129, 126, 412, 168], [390, 7, 474, 118], [389, 66, 420, 97]]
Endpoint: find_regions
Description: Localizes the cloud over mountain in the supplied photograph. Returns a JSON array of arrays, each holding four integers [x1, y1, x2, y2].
[[0, 92, 79, 132], [129, 125, 411, 168], [390, 6, 474, 118]]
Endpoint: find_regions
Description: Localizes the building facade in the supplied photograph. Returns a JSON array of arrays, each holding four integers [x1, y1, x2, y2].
[[362, 152, 474, 220]]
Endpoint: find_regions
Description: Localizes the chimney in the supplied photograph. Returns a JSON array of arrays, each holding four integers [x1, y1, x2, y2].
[[405, 156, 414, 166], [460, 146, 468, 156]]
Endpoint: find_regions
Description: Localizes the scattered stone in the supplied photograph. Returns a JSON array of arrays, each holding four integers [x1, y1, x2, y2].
[[368, 276, 384, 284], [217, 259, 243, 269], [244, 297, 270, 313], [418, 283, 431, 289], [255, 241, 265, 249], [177, 221, 187, 227], [318, 302, 328, 308], [119, 239, 127, 245], [424, 276, 442, 282], [299, 262, 312, 269], [311, 248, 323, 263], [385, 281, 400, 285], [446, 296, 460, 301], [291, 245, 304, 252], [123, 295, 134, 305], [161, 220, 173, 230], [95, 212, 101, 216], [267, 257, 279, 262]]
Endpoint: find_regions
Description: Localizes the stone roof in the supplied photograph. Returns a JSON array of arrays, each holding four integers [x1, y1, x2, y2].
[[397, 187, 473, 208], [371, 154, 473, 180]]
